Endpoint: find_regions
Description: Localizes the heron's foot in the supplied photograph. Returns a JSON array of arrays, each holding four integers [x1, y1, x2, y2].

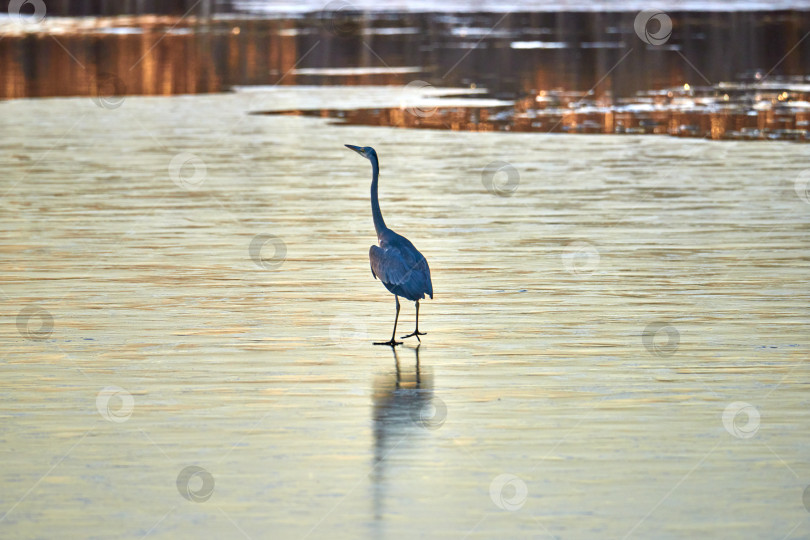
[[374, 339, 403, 347], [400, 330, 427, 341]]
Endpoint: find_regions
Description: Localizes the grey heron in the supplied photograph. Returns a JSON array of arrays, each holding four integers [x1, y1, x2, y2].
[[345, 144, 433, 347]]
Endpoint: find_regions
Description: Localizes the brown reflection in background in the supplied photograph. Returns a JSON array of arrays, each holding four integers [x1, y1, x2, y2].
[[0, 18, 298, 98], [260, 79, 810, 142], [0, 10, 808, 101]]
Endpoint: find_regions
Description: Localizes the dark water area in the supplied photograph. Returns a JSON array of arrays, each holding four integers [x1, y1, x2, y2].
[[0, 0, 209, 17], [1, 10, 809, 101]]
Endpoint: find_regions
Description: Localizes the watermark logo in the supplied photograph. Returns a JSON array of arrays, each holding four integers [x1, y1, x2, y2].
[[96, 386, 135, 423], [8, 0, 46, 24], [92, 73, 126, 109], [634, 10, 672, 45], [176, 465, 215, 502], [722, 401, 760, 439], [642, 321, 680, 357], [249, 234, 287, 270], [794, 169, 810, 204], [561, 241, 600, 275], [318, 0, 360, 37], [410, 397, 447, 430], [16, 304, 54, 341], [402, 80, 439, 118], [490, 473, 528, 511], [169, 153, 207, 190], [481, 161, 520, 197]]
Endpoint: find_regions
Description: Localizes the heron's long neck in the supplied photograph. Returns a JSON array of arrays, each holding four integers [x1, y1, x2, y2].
[[370, 155, 387, 236]]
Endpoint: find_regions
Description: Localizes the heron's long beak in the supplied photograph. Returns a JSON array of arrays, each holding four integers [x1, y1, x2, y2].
[[345, 144, 364, 156]]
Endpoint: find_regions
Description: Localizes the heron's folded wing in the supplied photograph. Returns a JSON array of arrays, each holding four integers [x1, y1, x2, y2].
[[370, 245, 404, 284], [369, 244, 427, 299]]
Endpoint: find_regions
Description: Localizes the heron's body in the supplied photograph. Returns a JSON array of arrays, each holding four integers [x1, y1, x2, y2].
[[370, 232, 433, 302], [346, 144, 433, 346]]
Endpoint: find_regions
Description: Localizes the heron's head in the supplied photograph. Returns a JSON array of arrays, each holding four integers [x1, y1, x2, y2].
[[345, 144, 377, 161]]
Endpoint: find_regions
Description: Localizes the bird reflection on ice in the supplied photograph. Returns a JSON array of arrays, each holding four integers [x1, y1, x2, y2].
[[369, 345, 441, 522]]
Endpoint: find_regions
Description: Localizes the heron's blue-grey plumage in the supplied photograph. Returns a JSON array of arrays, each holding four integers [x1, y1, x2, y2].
[[369, 231, 433, 302], [345, 144, 433, 344]]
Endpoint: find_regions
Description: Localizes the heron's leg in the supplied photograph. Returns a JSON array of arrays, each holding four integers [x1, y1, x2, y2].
[[400, 300, 427, 341], [392, 296, 401, 342], [375, 296, 403, 346]]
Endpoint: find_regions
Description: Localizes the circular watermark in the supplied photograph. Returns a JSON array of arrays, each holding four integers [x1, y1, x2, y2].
[[722, 401, 760, 439], [317, 0, 360, 37], [794, 169, 810, 204], [8, 0, 46, 24], [329, 313, 369, 348], [176, 465, 215, 503], [16, 304, 54, 341], [92, 73, 126, 110], [561, 241, 600, 275], [489, 473, 528, 511], [249, 234, 287, 270], [481, 161, 520, 197], [410, 397, 447, 430], [641, 321, 680, 357], [96, 386, 135, 423], [168, 153, 207, 190], [634, 10, 672, 46], [402, 80, 439, 118]]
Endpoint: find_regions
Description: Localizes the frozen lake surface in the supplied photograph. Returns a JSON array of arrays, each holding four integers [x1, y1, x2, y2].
[[1, 86, 809, 539]]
